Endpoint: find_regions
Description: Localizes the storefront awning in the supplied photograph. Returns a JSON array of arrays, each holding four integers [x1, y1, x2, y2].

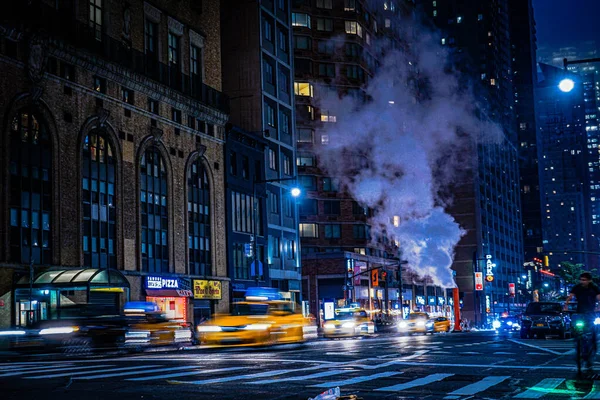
[[146, 288, 193, 297], [16, 268, 130, 289]]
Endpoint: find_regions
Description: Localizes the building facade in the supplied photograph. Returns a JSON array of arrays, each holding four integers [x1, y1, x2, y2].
[[0, 0, 229, 328], [423, 0, 525, 323], [221, 0, 302, 303]]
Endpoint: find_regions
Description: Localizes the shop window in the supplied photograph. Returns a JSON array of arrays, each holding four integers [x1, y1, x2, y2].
[[188, 159, 211, 275], [8, 110, 53, 264], [141, 148, 169, 273], [82, 130, 116, 269]]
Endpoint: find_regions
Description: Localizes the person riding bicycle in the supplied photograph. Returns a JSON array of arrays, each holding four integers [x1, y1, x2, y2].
[[565, 272, 600, 370]]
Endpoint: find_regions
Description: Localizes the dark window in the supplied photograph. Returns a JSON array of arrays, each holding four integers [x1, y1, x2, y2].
[[324, 200, 340, 215], [8, 110, 53, 264], [148, 99, 159, 115], [299, 175, 316, 190], [279, 68, 290, 94], [323, 177, 339, 192], [297, 129, 314, 143], [93, 76, 106, 93], [352, 201, 369, 216], [282, 153, 291, 175], [231, 192, 260, 235], [140, 148, 169, 273], [299, 199, 317, 215], [284, 195, 293, 217], [89, 0, 102, 41], [265, 102, 276, 128], [278, 28, 287, 52], [82, 131, 116, 268], [264, 59, 274, 84], [263, 18, 273, 42], [316, 0, 333, 9], [280, 109, 290, 135], [317, 41, 335, 55], [145, 20, 158, 58], [353, 224, 368, 239], [168, 33, 180, 66], [191, 45, 201, 77], [188, 159, 211, 275], [294, 36, 311, 50], [270, 235, 280, 258], [172, 108, 182, 124], [269, 148, 277, 170], [324, 224, 341, 238], [318, 63, 335, 77], [269, 192, 279, 214], [316, 18, 333, 32], [122, 87, 134, 105], [242, 156, 249, 179], [230, 151, 237, 176]]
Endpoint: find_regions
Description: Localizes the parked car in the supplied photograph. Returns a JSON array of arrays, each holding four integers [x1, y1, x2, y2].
[[520, 302, 571, 339]]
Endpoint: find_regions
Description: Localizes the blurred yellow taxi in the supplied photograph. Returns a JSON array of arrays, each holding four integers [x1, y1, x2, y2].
[[397, 312, 431, 334], [197, 300, 314, 347], [123, 302, 192, 349], [323, 307, 375, 339], [432, 316, 452, 333]]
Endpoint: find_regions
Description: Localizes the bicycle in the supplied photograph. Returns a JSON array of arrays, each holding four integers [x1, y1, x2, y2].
[[572, 313, 598, 375]]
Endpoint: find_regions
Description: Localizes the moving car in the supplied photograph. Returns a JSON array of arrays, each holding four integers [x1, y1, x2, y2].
[[432, 317, 452, 333], [397, 312, 432, 334], [497, 316, 520, 332], [520, 302, 571, 339], [197, 297, 313, 346], [323, 307, 375, 339]]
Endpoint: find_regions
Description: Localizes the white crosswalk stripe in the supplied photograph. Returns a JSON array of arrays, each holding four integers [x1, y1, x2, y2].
[[514, 378, 565, 399], [376, 373, 454, 392], [248, 369, 349, 385], [311, 371, 403, 388], [446, 376, 510, 396], [126, 367, 247, 382], [0, 364, 114, 377], [27, 365, 162, 379]]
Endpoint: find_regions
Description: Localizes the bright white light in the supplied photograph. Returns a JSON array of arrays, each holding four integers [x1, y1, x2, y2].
[[291, 187, 301, 197], [324, 323, 336, 330], [595, 318, 600, 326], [507, 321, 513, 326], [559, 78, 575, 93], [513, 324, 520, 329], [543, 283, 549, 287], [39, 327, 77, 335], [398, 321, 408, 329], [417, 320, 426, 327], [341, 322, 356, 329], [0, 330, 26, 336], [522, 275, 527, 279], [244, 324, 271, 331], [388, 100, 395, 104], [196, 325, 222, 333], [492, 320, 501, 329]]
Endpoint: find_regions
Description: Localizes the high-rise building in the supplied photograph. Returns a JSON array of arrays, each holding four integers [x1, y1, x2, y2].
[[423, 0, 525, 323], [0, 0, 229, 328], [536, 63, 596, 267], [509, 0, 542, 265], [221, 0, 302, 302]]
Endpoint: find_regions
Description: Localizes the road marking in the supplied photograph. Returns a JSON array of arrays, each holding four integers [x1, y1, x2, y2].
[[446, 376, 510, 396], [249, 369, 349, 385], [493, 352, 515, 355], [27, 365, 161, 379], [126, 367, 247, 382], [459, 352, 481, 355], [514, 378, 565, 398], [508, 339, 564, 355], [171, 369, 297, 385], [378, 361, 576, 371], [35, 365, 199, 380], [311, 371, 403, 388], [585, 381, 600, 399], [0, 364, 113, 377], [376, 373, 454, 392], [0, 364, 72, 373]]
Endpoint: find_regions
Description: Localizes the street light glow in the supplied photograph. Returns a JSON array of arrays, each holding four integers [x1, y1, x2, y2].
[[291, 187, 301, 197], [558, 78, 575, 93], [543, 283, 549, 288], [522, 275, 527, 279]]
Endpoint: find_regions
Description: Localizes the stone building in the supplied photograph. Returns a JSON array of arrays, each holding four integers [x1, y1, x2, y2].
[[0, 0, 229, 328]]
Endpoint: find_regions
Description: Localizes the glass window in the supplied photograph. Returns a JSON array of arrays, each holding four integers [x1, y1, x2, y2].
[[263, 18, 273, 42], [345, 21, 362, 37], [323, 177, 339, 192], [191, 45, 202, 78], [89, 0, 102, 41], [297, 129, 314, 143], [8, 110, 53, 264], [316, 0, 332, 9], [269, 149, 277, 170], [353, 224, 368, 239], [318, 63, 335, 77], [282, 154, 292, 176], [294, 36, 311, 50], [320, 110, 337, 122], [188, 159, 211, 275], [324, 200, 341, 215], [294, 82, 313, 97], [145, 20, 158, 58], [299, 175, 316, 190], [299, 199, 317, 215], [317, 18, 333, 32], [168, 33, 180, 65], [141, 148, 169, 273], [344, 0, 356, 11], [325, 224, 341, 238], [292, 13, 311, 28], [296, 152, 315, 166], [299, 223, 318, 238], [280, 109, 290, 135], [82, 131, 116, 268], [265, 102, 276, 127]]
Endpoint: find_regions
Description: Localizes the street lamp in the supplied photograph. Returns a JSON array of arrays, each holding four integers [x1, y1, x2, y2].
[[558, 78, 575, 93], [251, 176, 301, 285]]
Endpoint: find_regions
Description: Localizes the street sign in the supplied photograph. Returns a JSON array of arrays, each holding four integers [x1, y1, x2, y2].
[[244, 243, 253, 258], [508, 283, 516, 297], [250, 260, 263, 277], [475, 272, 483, 291], [371, 269, 379, 287]]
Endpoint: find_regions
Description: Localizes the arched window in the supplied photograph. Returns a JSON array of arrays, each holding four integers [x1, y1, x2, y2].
[[140, 148, 168, 272], [82, 131, 116, 268], [188, 159, 211, 275], [8, 110, 52, 264]]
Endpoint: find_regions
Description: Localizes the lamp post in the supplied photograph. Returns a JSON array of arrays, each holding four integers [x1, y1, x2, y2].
[[251, 176, 301, 286]]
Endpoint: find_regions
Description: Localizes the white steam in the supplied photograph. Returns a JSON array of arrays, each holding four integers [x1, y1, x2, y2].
[[313, 20, 504, 288]]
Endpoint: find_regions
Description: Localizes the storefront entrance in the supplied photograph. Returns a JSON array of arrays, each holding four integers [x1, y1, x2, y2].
[[146, 296, 187, 321]]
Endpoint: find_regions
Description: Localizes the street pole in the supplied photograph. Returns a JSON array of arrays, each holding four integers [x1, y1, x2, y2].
[[28, 257, 33, 327], [252, 177, 258, 286]]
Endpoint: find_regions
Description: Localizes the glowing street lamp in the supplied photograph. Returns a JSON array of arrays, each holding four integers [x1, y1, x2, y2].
[[558, 78, 575, 93], [291, 187, 301, 197]]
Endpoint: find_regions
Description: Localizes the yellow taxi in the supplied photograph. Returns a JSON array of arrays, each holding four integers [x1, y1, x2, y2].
[[397, 312, 431, 334], [197, 289, 314, 347], [432, 316, 452, 333], [322, 307, 375, 339]]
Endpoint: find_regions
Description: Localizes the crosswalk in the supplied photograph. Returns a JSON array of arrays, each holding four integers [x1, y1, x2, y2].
[[0, 361, 597, 398]]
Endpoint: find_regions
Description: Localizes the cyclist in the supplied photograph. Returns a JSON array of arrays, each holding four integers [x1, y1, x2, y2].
[[565, 272, 600, 370]]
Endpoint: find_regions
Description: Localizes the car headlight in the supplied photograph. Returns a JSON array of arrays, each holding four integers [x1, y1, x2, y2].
[[342, 322, 356, 329], [39, 326, 79, 335], [398, 321, 408, 329], [492, 320, 501, 329], [594, 318, 600, 326], [417, 320, 426, 327], [244, 324, 271, 331], [507, 321, 513, 326], [197, 325, 222, 333], [324, 323, 336, 330], [513, 324, 521, 329], [0, 330, 26, 336]]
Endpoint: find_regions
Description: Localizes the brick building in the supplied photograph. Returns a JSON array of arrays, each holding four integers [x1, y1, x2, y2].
[[0, 0, 229, 328]]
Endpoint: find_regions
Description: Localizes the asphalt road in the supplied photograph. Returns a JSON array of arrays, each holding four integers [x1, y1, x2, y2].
[[0, 331, 595, 400]]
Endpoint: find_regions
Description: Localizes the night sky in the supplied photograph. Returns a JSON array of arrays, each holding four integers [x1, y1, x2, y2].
[[533, 0, 600, 58]]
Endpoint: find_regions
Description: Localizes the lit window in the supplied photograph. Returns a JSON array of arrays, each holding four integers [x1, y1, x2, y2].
[[345, 21, 363, 37], [321, 134, 330, 145], [490, 78, 496, 86], [433, 10, 437, 17], [393, 216, 400, 227], [385, 18, 391, 28], [441, 38, 446, 45], [294, 82, 314, 97], [89, 0, 103, 41], [292, 13, 311, 28], [457, 16, 463, 23], [344, 0, 356, 11], [269, 148, 277, 170], [320, 110, 337, 122], [188, 159, 211, 275], [300, 223, 319, 238]]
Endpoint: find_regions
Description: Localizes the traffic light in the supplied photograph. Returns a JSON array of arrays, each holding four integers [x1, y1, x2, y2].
[[381, 270, 388, 282], [543, 256, 549, 267], [371, 269, 379, 287]]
